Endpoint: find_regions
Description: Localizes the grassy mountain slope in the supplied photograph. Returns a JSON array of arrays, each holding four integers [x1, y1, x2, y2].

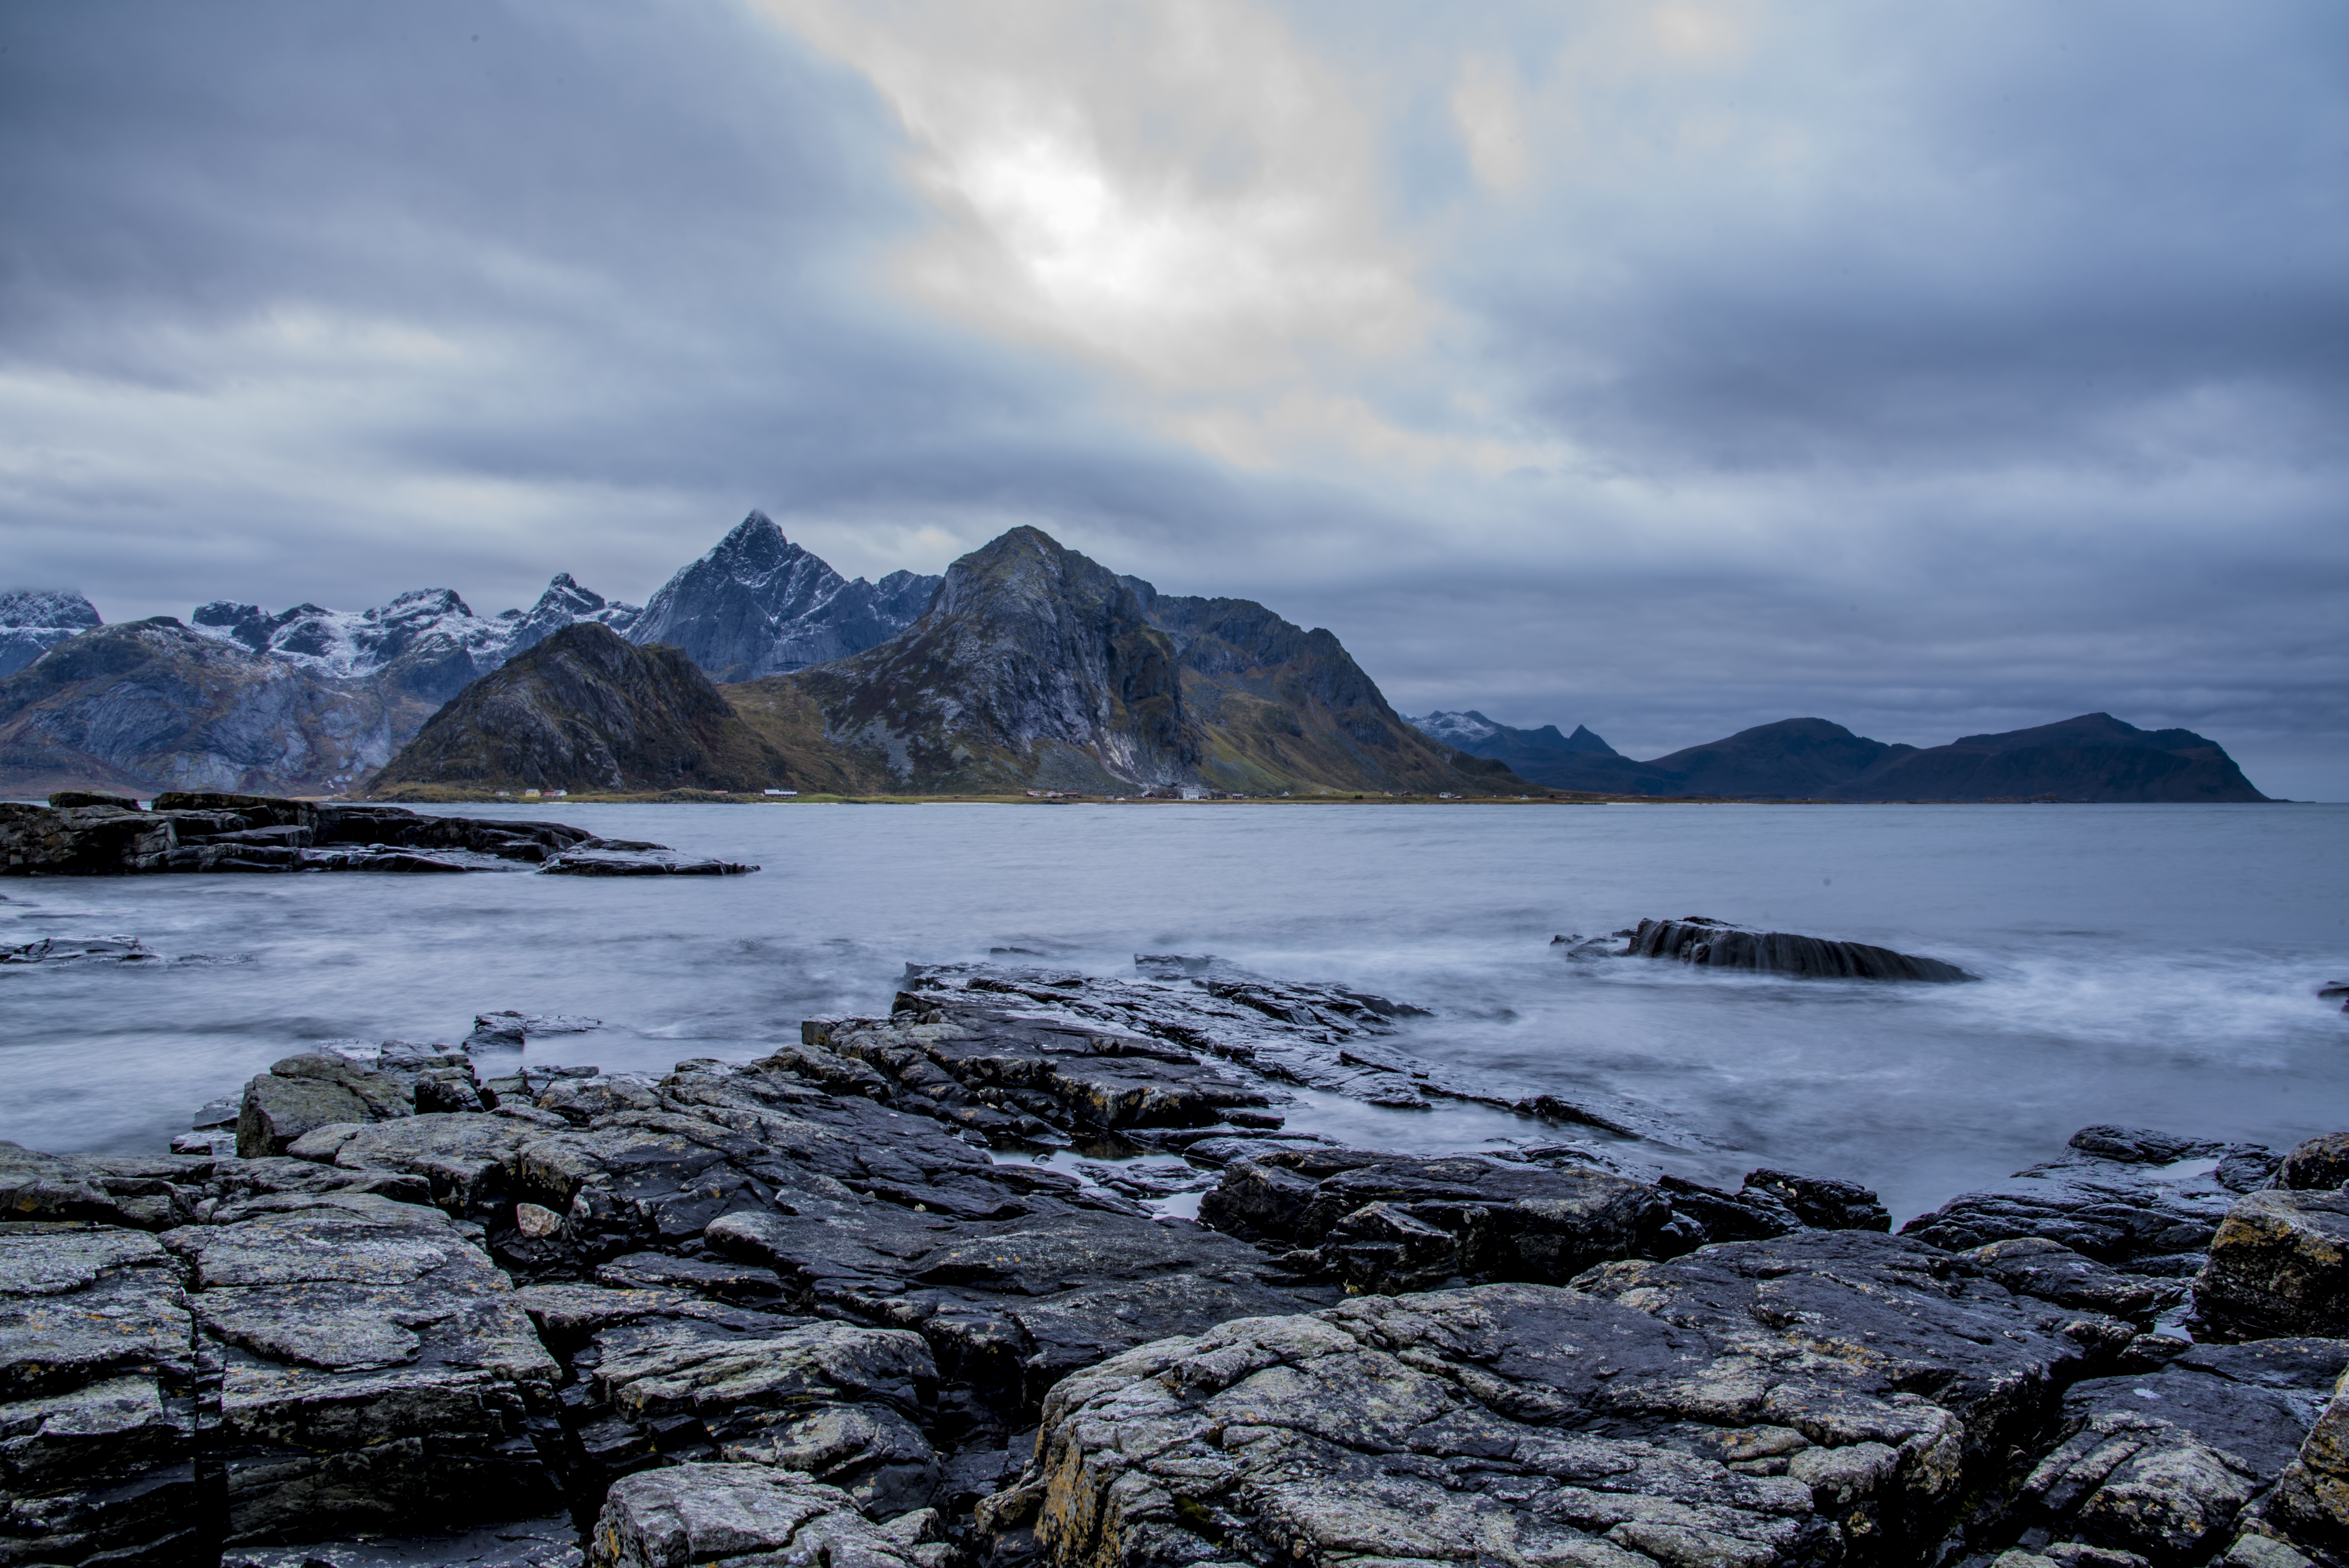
[[368, 622, 793, 796]]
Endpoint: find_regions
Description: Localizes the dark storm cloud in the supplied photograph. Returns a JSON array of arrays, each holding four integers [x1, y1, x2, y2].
[[0, 1, 2342, 797]]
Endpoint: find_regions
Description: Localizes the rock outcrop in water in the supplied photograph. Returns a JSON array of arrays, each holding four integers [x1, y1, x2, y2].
[[1616, 915, 1976, 982], [368, 623, 797, 797], [4, 969, 2348, 1568], [0, 791, 755, 876]]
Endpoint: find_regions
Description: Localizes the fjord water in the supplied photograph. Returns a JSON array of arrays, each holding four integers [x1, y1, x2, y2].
[[4, 802, 2342, 1222]]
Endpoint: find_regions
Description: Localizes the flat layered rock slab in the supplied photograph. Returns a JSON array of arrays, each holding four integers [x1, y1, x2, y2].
[[0, 1223, 202, 1568], [164, 1191, 562, 1545], [219, 1515, 582, 1568], [1018, 1232, 2153, 1568]]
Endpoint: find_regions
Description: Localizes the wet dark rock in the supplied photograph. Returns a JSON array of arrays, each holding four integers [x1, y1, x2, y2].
[[237, 1052, 415, 1158], [0, 932, 155, 964], [1958, 1237, 2177, 1323], [0, 1223, 203, 1568], [2194, 1189, 2349, 1340], [539, 848, 760, 876], [884, 959, 1683, 1144], [44, 790, 139, 810], [2276, 1135, 2349, 1193], [1624, 914, 1975, 981], [0, 800, 177, 874], [1200, 1147, 1672, 1292], [1903, 1128, 2269, 1277], [1744, 1166, 1895, 1230]]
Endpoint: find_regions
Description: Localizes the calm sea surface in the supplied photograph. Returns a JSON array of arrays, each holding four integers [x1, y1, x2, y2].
[[4, 802, 2342, 1222]]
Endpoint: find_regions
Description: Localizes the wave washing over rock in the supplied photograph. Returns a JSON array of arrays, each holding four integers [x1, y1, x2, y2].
[[4, 962, 2347, 1568]]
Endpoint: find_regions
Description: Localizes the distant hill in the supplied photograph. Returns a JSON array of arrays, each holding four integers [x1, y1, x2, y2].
[[1837, 713, 2267, 802], [0, 618, 408, 797], [729, 526, 1530, 796], [368, 622, 793, 796], [1470, 712, 2265, 801], [1406, 710, 1619, 787]]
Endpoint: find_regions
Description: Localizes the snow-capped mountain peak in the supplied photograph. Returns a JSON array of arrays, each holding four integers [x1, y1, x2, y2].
[[0, 589, 102, 678]]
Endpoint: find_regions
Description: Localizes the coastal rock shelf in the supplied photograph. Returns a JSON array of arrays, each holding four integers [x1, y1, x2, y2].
[[1606, 915, 1976, 983], [0, 792, 757, 876], [2, 970, 2347, 1568]]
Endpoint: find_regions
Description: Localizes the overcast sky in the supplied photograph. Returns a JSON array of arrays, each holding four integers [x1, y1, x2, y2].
[[3, 2, 2343, 794]]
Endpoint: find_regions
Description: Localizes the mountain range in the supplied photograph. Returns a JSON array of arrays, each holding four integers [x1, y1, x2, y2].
[[375, 528, 1528, 798], [2, 516, 2275, 802], [1407, 711, 2267, 802], [0, 514, 935, 796]]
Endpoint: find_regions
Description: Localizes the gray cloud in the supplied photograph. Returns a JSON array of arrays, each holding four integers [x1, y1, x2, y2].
[[1, 0, 2342, 798]]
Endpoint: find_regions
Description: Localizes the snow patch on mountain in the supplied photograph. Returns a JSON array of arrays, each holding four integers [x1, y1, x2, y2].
[[0, 590, 102, 678]]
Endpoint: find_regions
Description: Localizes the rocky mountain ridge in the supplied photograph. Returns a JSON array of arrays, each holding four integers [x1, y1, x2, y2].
[[0, 588, 101, 677], [1, 516, 933, 797], [628, 511, 941, 682], [743, 526, 1529, 796]]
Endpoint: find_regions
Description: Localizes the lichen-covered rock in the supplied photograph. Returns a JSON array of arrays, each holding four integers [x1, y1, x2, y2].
[[162, 1190, 560, 1544], [0, 1222, 202, 1568], [2015, 1339, 2349, 1564], [1200, 1147, 1670, 1291], [237, 1052, 415, 1158], [318, 1112, 538, 1219], [588, 1463, 924, 1568], [2263, 1361, 2349, 1563], [2196, 1190, 2349, 1340], [2276, 1135, 2349, 1194]]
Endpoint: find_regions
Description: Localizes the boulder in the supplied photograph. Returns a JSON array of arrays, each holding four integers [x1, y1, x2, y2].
[[588, 1464, 925, 1568], [0, 1223, 203, 1568], [2264, 1361, 2349, 1563], [1199, 1147, 1670, 1291], [1743, 1167, 1894, 1231], [2276, 1134, 2349, 1193], [162, 1190, 560, 1544], [2196, 1188, 2349, 1339], [237, 1052, 415, 1158], [1623, 915, 1974, 982]]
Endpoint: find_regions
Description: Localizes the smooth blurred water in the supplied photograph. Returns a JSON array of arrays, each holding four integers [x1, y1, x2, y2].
[[4, 801, 2343, 1221]]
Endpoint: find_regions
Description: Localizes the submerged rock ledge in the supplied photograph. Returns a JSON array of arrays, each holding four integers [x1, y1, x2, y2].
[[2, 974, 2345, 1568]]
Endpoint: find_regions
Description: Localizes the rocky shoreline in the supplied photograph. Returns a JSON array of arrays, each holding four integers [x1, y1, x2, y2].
[[4, 964, 2346, 1568]]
